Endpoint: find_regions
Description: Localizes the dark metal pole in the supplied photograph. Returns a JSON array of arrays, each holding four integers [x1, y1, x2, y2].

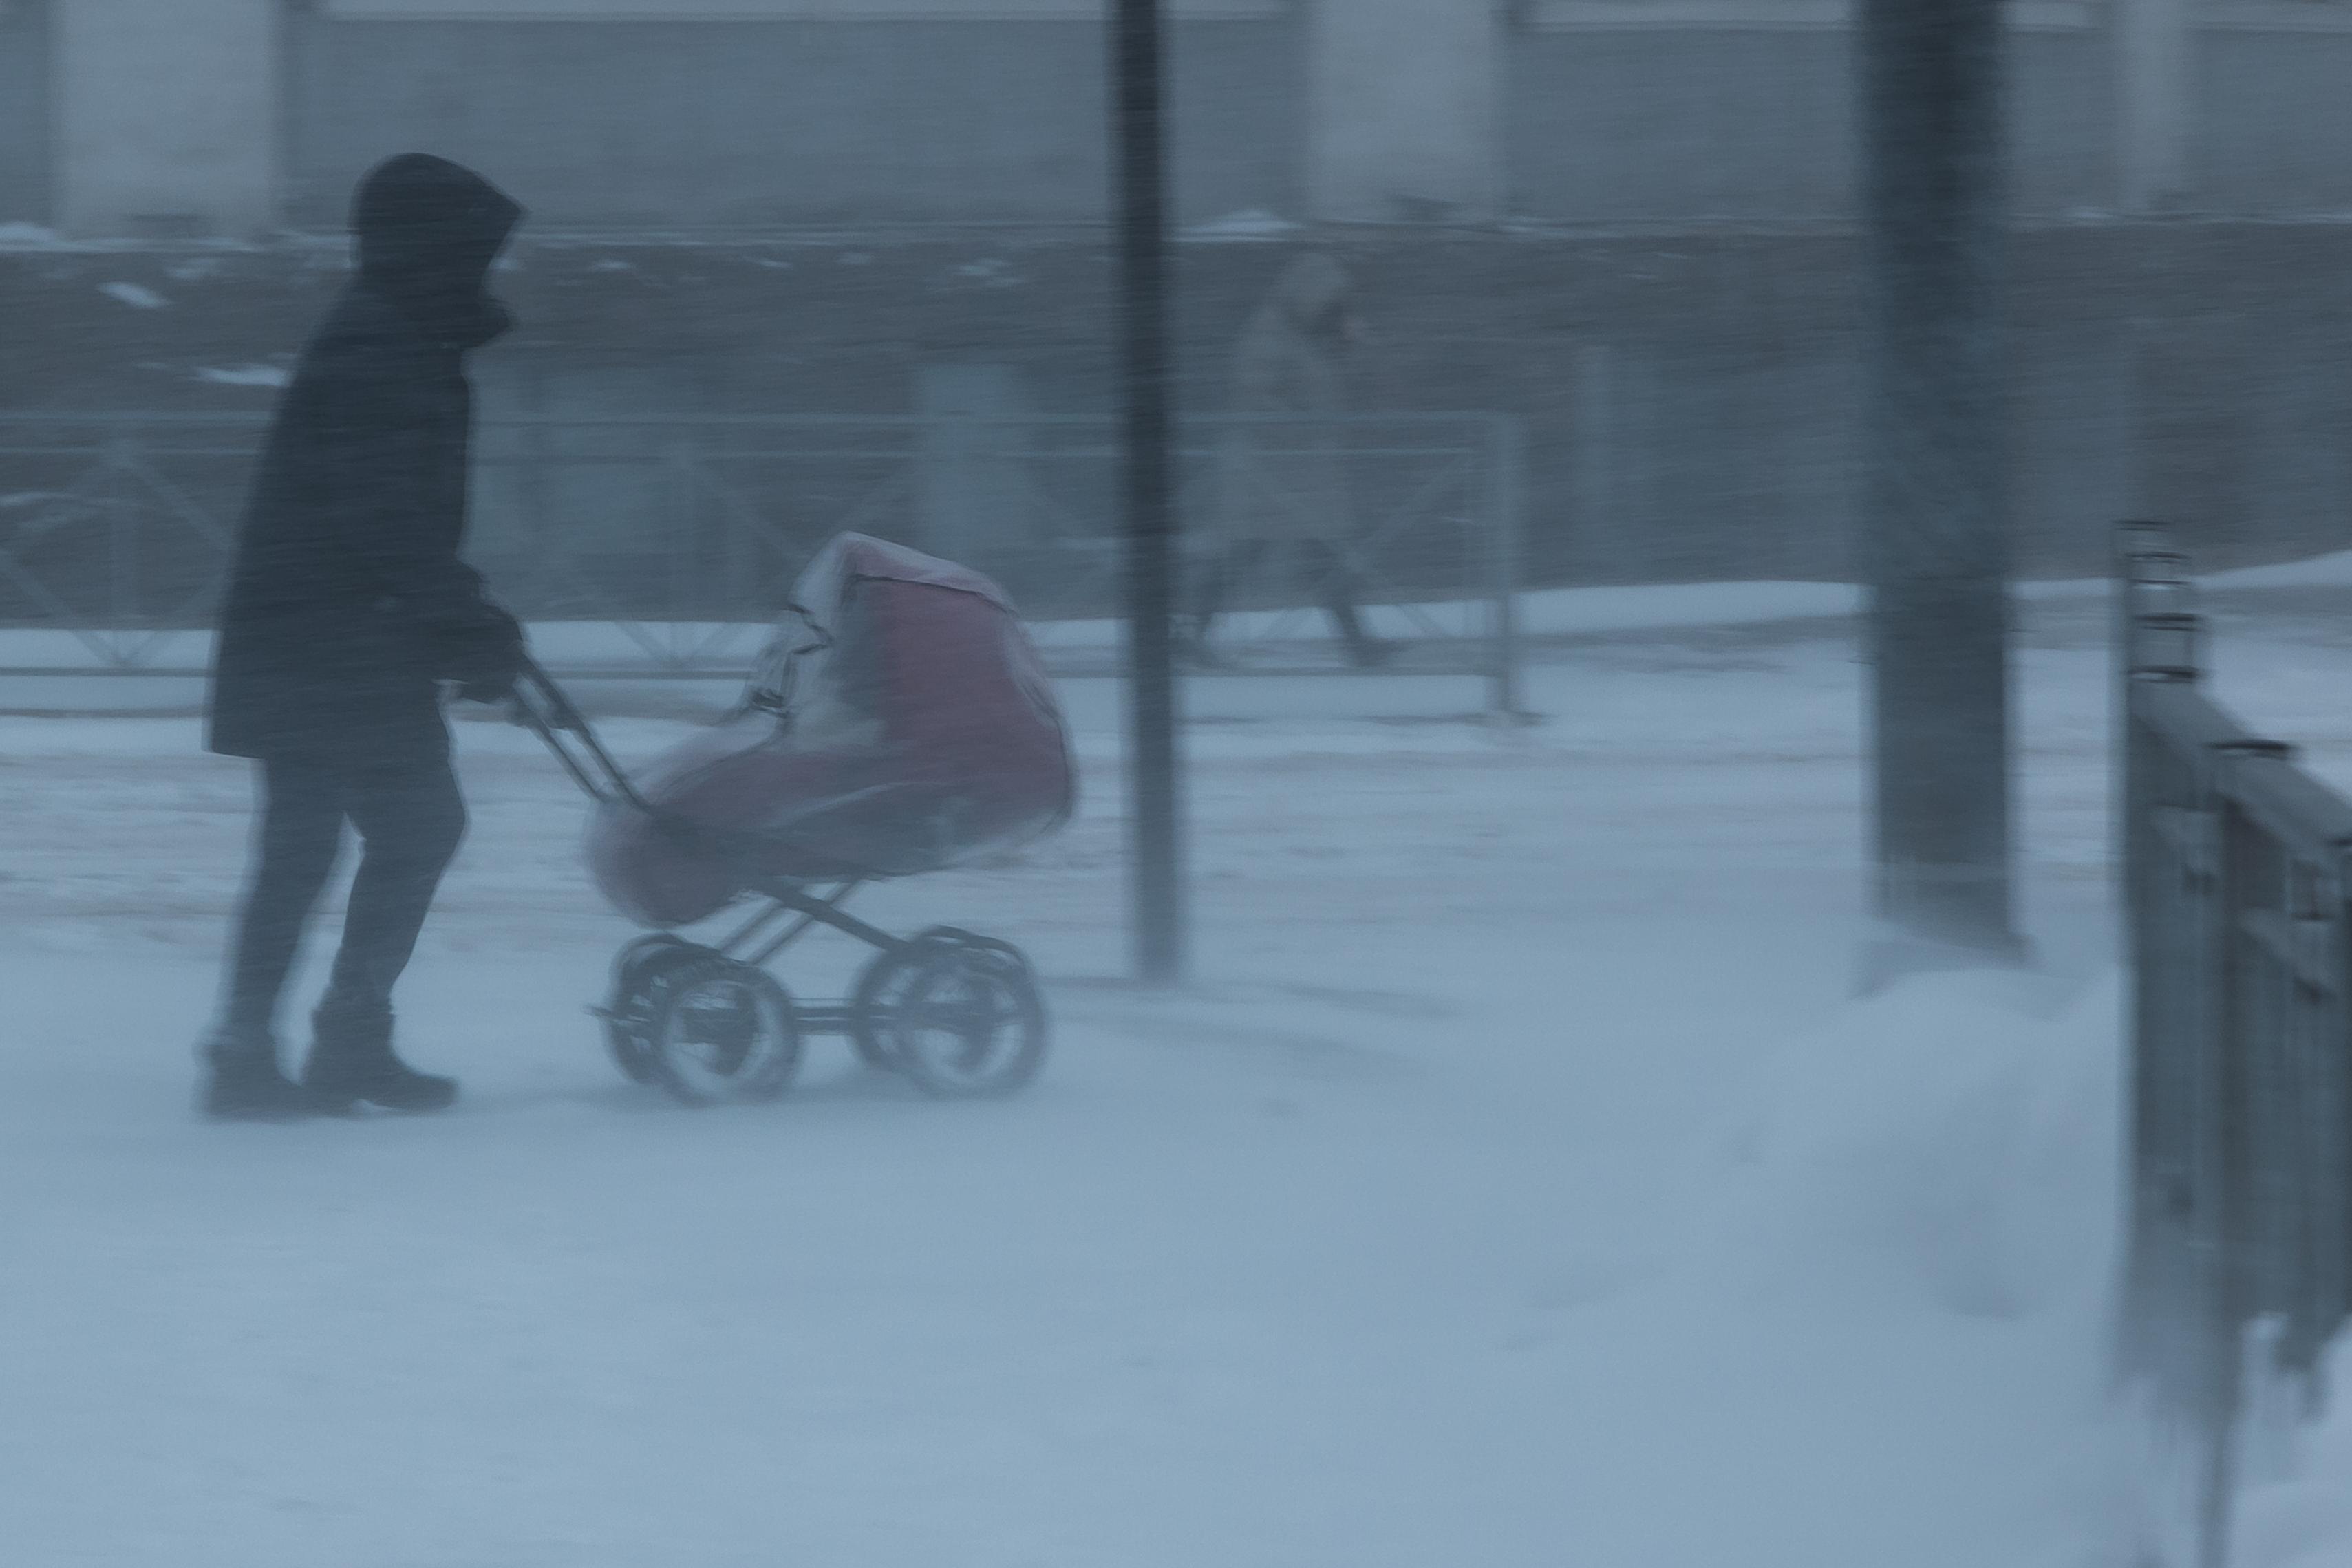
[[1113, 0, 1186, 983], [1859, 0, 2025, 974]]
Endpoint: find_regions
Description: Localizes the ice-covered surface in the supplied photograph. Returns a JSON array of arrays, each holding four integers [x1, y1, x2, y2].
[[0, 563, 2182, 720], [0, 591, 2308, 1568], [195, 363, 293, 389], [2203, 548, 2352, 591], [0, 546, 2328, 691]]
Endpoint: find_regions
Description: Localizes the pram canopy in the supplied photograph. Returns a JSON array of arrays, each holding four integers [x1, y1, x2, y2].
[[588, 533, 1076, 928]]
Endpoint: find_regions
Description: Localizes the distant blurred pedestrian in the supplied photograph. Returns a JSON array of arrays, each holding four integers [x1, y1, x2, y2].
[[198, 154, 528, 1121], [1185, 253, 1392, 668]]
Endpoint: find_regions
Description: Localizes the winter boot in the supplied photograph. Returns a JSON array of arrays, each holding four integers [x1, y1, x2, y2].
[[197, 1027, 314, 1122], [303, 996, 458, 1115]]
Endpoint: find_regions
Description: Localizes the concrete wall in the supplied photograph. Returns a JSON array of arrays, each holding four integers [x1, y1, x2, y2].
[[1505, 20, 2115, 221], [50, 0, 278, 238], [1307, 0, 1499, 222], [17, 1, 2352, 235], [1508, 28, 1857, 221], [282, 14, 1302, 227], [2196, 28, 2352, 212]]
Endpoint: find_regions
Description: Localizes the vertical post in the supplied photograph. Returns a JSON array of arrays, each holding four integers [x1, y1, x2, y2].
[[1858, 0, 2025, 978], [520, 417, 552, 625], [2117, 522, 2183, 953], [2112, 524, 2249, 1568], [107, 429, 136, 635], [1113, 0, 1186, 985], [1570, 343, 1614, 578], [1486, 416, 1525, 724], [2115, 523, 2180, 1394], [2201, 750, 2264, 1568], [665, 438, 696, 668]]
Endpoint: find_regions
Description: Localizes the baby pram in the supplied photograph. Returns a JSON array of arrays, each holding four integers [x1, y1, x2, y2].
[[511, 533, 1076, 1106]]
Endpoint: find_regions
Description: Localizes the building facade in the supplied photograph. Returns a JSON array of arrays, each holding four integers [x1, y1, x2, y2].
[[5, 0, 2351, 594], [5, 0, 2349, 238]]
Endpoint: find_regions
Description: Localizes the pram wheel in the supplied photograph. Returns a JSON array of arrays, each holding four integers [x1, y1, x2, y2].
[[856, 930, 1046, 1098], [846, 954, 909, 1073], [603, 935, 698, 1084], [846, 931, 949, 1073], [639, 952, 802, 1106]]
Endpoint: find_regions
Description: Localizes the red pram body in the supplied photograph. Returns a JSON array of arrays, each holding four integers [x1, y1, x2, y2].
[[586, 534, 1076, 929]]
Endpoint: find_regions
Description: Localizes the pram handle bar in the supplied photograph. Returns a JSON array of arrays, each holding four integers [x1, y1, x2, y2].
[[509, 662, 908, 951], [507, 660, 654, 815]]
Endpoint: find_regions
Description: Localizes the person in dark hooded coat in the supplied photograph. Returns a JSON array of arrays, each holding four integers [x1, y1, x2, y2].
[[199, 154, 528, 1120]]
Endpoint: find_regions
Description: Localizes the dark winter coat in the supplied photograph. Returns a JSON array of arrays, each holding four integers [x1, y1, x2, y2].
[[206, 155, 526, 764]]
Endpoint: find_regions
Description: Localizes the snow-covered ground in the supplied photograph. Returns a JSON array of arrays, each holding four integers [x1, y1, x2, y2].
[[6, 583, 2351, 1567]]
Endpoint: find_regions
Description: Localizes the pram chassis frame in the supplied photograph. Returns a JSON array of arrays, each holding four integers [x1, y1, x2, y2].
[[508, 661, 1047, 1101], [717, 878, 905, 971]]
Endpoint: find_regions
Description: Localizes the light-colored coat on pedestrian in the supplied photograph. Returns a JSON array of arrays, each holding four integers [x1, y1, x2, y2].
[[1214, 255, 1354, 546]]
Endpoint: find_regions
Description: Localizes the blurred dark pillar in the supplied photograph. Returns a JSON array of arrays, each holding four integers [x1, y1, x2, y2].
[[1859, 0, 2027, 979], [1113, 0, 1187, 984]]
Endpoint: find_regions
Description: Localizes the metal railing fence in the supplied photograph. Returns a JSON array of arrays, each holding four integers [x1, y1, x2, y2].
[[2117, 519, 2352, 1568], [0, 409, 1526, 712]]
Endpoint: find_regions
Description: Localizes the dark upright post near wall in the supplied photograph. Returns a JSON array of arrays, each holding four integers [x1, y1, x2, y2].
[[1858, 0, 2026, 980], [1113, 0, 1186, 983]]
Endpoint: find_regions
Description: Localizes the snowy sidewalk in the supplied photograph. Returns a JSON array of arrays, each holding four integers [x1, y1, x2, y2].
[[0, 619, 2146, 1567]]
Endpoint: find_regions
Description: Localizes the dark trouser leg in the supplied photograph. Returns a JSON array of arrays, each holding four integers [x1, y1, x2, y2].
[[221, 759, 345, 1038], [305, 755, 466, 1113], [321, 755, 467, 1016]]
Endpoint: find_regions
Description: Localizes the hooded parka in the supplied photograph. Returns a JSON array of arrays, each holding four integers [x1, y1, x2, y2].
[[207, 154, 525, 765]]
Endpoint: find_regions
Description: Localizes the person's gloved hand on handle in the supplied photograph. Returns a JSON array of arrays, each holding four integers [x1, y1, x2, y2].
[[437, 599, 526, 705]]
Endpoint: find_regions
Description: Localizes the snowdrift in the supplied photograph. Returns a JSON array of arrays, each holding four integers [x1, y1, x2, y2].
[[1535, 969, 2135, 1568]]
